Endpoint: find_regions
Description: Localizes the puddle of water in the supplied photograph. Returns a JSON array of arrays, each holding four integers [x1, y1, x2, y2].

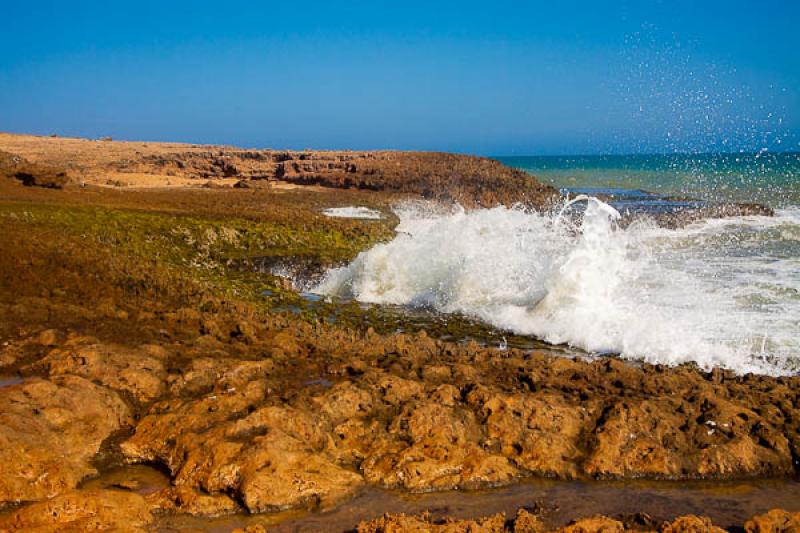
[[303, 377, 334, 388], [153, 476, 800, 532], [81, 464, 170, 496], [0, 376, 23, 388], [272, 305, 304, 315], [250, 256, 331, 287], [300, 292, 323, 303], [322, 206, 383, 220]]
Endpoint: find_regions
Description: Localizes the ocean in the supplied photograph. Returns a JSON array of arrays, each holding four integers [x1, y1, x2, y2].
[[497, 152, 800, 208], [314, 153, 800, 376]]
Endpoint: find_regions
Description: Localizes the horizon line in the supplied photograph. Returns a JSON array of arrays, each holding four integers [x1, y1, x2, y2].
[[3, 131, 798, 160], [492, 150, 800, 159]]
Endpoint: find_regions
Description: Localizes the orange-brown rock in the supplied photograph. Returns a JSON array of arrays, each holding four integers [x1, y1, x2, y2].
[[165, 356, 275, 397], [145, 486, 239, 516], [356, 511, 762, 533], [0, 489, 152, 532], [121, 378, 363, 513], [27, 340, 167, 403], [0, 133, 559, 209], [357, 512, 507, 533], [744, 509, 800, 533], [0, 377, 131, 503], [231, 526, 269, 533], [113, 343, 800, 514], [660, 515, 726, 533], [35, 329, 59, 347], [555, 516, 625, 533], [0, 150, 70, 189], [360, 400, 519, 490], [472, 391, 592, 478], [583, 395, 793, 479], [513, 509, 547, 533]]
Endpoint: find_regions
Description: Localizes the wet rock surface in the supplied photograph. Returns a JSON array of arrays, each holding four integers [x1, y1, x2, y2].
[[115, 334, 800, 517], [26, 339, 168, 403], [356, 509, 800, 533], [744, 509, 800, 532], [3, 290, 798, 521], [121, 378, 365, 513], [0, 376, 131, 503], [649, 202, 775, 229], [145, 485, 240, 517], [0, 489, 152, 532]]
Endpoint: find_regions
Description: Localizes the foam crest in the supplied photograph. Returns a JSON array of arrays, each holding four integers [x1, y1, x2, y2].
[[314, 200, 800, 375]]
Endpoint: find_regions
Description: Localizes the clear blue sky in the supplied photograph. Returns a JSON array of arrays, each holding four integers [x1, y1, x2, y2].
[[1, 0, 797, 155]]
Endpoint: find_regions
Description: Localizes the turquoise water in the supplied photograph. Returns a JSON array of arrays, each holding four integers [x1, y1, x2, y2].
[[497, 152, 800, 208]]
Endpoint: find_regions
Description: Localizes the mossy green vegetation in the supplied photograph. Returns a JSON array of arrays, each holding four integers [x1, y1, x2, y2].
[[0, 196, 562, 349], [0, 200, 391, 313]]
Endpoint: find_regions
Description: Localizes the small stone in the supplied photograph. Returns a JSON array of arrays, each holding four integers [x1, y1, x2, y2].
[[37, 329, 59, 346]]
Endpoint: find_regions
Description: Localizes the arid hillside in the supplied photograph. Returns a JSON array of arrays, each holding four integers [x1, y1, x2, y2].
[[0, 133, 559, 208]]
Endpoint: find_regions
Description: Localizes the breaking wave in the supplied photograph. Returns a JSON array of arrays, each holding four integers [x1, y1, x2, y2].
[[314, 199, 800, 376]]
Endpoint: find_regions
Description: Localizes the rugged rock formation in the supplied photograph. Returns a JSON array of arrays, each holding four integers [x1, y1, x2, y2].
[[0, 150, 69, 189], [116, 341, 800, 514], [0, 377, 131, 503], [120, 378, 365, 513], [0, 133, 559, 208], [641, 202, 775, 229], [112, 149, 560, 208], [358, 511, 511, 533], [0, 180, 797, 520], [27, 339, 168, 403], [0, 489, 153, 532], [356, 509, 799, 533], [744, 509, 800, 532], [145, 486, 240, 517]]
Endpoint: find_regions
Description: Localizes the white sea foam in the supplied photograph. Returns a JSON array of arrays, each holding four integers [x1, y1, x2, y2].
[[322, 206, 383, 220], [315, 200, 800, 376]]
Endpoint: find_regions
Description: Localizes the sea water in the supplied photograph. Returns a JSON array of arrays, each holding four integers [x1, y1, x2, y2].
[[498, 152, 800, 208], [314, 153, 800, 376]]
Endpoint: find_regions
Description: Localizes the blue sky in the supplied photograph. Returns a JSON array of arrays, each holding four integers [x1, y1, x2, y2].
[[1, 1, 797, 154]]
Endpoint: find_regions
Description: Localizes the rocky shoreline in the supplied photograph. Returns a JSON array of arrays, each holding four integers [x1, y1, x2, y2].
[[0, 133, 797, 531], [356, 509, 800, 533]]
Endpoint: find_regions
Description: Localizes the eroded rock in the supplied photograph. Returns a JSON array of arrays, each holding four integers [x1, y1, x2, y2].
[[0, 376, 131, 503], [0, 489, 152, 532], [357, 512, 507, 533], [744, 509, 800, 533], [0, 150, 70, 189], [555, 516, 625, 533], [145, 486, 239, 517], [356, 511, 757, 533], [121, 378, 363, 513], [28, 341, 167, 403], [361, 400, 519, 490], [472, 391, 592, 478]]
